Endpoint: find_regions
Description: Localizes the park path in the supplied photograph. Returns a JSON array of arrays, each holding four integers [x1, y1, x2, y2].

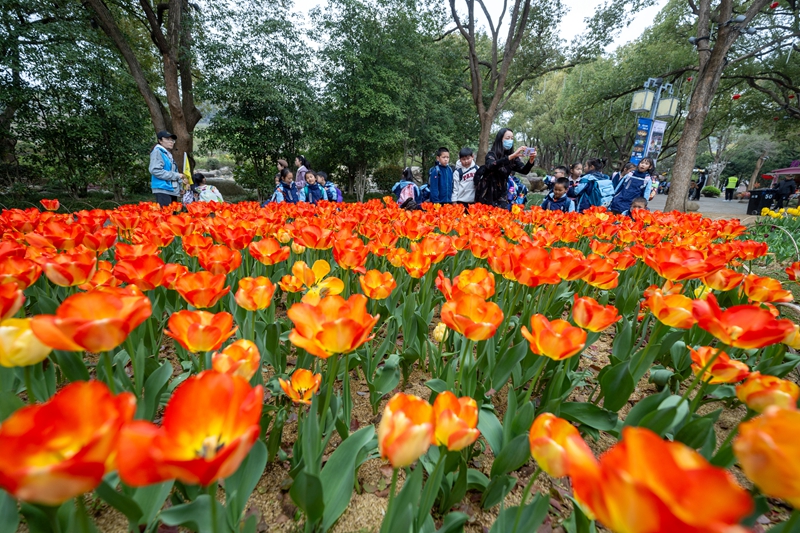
[[647, 193, 759, 223]]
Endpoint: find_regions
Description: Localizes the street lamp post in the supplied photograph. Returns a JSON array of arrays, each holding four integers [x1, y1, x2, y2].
[[629, 77, 679, 160]]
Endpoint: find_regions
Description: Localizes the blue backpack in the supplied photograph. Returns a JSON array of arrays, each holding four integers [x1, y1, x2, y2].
[[579, 173, 615, 209], [419, 184, 431, 202]]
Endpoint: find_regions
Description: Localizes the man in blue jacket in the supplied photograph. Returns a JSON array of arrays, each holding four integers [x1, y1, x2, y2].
[[428, 147, 453, 204], [149, 131, 183, 207]]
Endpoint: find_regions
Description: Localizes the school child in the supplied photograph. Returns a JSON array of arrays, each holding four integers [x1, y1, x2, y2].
[[299, 170, 326, 204], [541, 177, 575, 212], [572, 158, 615, 212], [392, 167, 422, 209], [543, 166, 568, 190], [452, 147, 478, 204], [267, 168, 299, 204], [194, 173, 224, 202], [608, 157, 655, 215], [428, 147, 454, 204], [317, 172, 343, 203]]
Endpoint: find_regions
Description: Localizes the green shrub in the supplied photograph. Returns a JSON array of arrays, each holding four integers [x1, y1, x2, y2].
[[701, 186, 721, 197], [205, 158, 221, 170], [372, 165, 403, 193]]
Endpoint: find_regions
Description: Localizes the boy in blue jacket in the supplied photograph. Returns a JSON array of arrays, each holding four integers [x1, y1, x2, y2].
[[541, 177, 575, 212], [428, 147, 453, 204], [149, 131, 184, 207]]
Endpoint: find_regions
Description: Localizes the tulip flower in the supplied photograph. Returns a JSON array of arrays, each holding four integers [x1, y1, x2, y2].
[[742, 274, 793, 303], [115, 242, 160, 261], [785, 261, 800, 282], [572, 295, 620, 332], [113, 254, 166, 291], [377, 393, 434, 468], [212, 339, 260, 380], [235, 276, 276, 311], [182, 234, 214, 257], [174, 270, 230, 309], [287, 294, 378, 359], [161, 263, 189, 291], [513, 247, 561, 287], [39, 198, 59, 211], [692, 294, 795, 349], [290, 260, 345, 305], [734, 406, 800, 508], [293, 224, 334, 250], [278, 368, 322, 405], [432, 391, 480, 451], [0, 381, 135, 505], [440, 294, 504, 341], [118, 371, 262, 487], [80, 226, 118, 254], [31, 287, 151, 352], [278, 274, 305, 293], [645, 289, 697, 329], [521, 314, 587, 361], [41, 247, 97, 287], [0, 257, 42, 289], [701, 268, 744, 292], [432, 322, 447, 343], [581, 255, 619, 290], [291, 241, 306, 255], [528, 413, 594, 478], [736, 372, 800, 412], [401, 247, 432, 278], [249, 237, 290, 265], [643, 245, 727, 281], [198, 244, 242, 276], [359, 270, 397, 300], [689, 346, 750, 384], [386, 247, 408, 268], [570, 426, 753, 533], [0, 283, 24, 320], [0, 318, 53, 368], [26, 221, 85, 251], [333, 235, 369, 273], [437, 268, 496, 301], [164, 310, 238, 353]]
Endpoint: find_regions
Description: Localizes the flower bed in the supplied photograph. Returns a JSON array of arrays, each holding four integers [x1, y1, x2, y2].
[[1, 198, 799, 532]]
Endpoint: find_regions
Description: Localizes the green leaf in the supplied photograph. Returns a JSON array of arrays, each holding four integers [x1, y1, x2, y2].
[[50, 351, 90, 382], [94, 480, 143, 525], [624, 389, 669, 428], [224, 440, 267, 529], [490, 434, 530, 478], [416, 451, 447, 530], [133, 480, 173, 527], [510, 402, 536, 438], [562, 497, 597, 533], [381, 465, 423, 533], [477, 409, 503, 455], [374, 354, 401, 394], [599, 360, 634, 412], [490, 492, 549, 533], [559, 402, 618, 431], [320, 425, 375, 530], [437, 512, 469, 533], [0, 392, 23, 422], [159, 495, 224, 533], [290, 471, 325, 525], [425, 378, 448, 393], [0, 490, 19, 533], [481, 475, 516, 509], [137, 362, 172, 421], [637, 395, 689, 437], [490, 341, 528, 391], [674, 410, 720, 450], [467, 469, 490, 492], [611, 320, 633, 362]]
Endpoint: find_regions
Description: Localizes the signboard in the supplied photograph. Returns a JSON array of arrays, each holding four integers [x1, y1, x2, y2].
[[629, 117, 652, 164], [646, 120, 667, 161]]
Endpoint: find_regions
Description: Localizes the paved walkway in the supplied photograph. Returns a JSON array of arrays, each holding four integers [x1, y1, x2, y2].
[[647, 193, 759, 223]]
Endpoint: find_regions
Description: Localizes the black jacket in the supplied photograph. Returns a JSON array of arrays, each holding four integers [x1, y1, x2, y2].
[[476, 150, 534, 207]]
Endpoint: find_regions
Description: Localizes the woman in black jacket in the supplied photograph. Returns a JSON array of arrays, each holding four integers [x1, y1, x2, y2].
[[476, 128, 536, 208]]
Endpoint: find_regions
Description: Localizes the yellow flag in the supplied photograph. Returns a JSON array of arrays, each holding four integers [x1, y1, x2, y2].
[[183, 152, 193, 185]]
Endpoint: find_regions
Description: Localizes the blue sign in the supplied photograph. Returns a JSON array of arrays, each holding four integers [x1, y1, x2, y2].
[[629, 117, 652, 164]]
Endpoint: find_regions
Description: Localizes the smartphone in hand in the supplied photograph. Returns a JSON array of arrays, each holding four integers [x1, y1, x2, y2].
[[523, 147, 537, 158]]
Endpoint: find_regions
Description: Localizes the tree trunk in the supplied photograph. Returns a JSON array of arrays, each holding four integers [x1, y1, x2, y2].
[[476, 115, 493, 165], [749, 151, 768, 191]]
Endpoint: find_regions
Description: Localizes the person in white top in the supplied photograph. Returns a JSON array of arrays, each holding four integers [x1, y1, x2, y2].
[[452, 147, 478, 205]]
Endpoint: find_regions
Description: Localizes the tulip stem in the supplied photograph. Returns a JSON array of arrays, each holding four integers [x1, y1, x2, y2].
[[208, 483, 220, 533], [24, 365, 37, 404], [680, 345, 728, 402], [320, 355, 340, 432], [387, 468, 399, 513], [103, 352, 117, 394], [522, 358, 547, 406], [512, 467, 541, 532], [689, 379, 711, 413], [783, 510, 800, 531]]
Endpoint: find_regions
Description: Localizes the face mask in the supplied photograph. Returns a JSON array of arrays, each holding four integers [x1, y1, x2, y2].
[[502, 139, 514, 150]]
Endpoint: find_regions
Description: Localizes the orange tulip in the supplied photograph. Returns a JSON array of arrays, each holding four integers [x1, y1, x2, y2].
[[0, 283, 24, 320], [359, 270, 397, 300], [551, 249, 591, 281], [440, 294, 504, 341], [377, 393, 434, 468], [736, 372, 800, 412], [0, 317, 53, 367], [701, 268, 744, 292], [81, 226, 117, 254], [401, 247, 432, 278], [161, 263, 189, 291], [118, 371, 262, 487], [39, 198, 59, 211], [290, 260, 345, 305], [432, 391, 480, 451], [115, 242, 160, 261], [30, 287, 151, 352], [689, 346, 750, 384], [528, 413, 595, 478], [212, 339, 260, 380], [113, 254, 165, 291], [278, 274, 305, 293], [570, 427, 753, 533], [164, 310, 237, 353], [293, 224, 334, 250], [0, 258, 41, 290], [452, 268, 496, 299], [287, 294, 378, 359], [643, 245, 726, 281], [521, 314, 586, 361], [235, 276, 276, 311], [417, 234, 456, 264], [333, 235, 369, 273], [742, 274, 793, 303], [198, 244, 242, 276], [182, 234, 214, 258], [734, 406, 800, 508], [174, 270, 230, 309], [572, 295, 620, 332], [0, 381, 135, 505], [645, 288, 697, 329], [278, 368, 322, 405], [386, 247, 407, 268], [0, 241, 26, 260], [513, 247, 561, 287], [785, 261, 800, 282], [692, 294, 795, 350], [26, 221, 85, 251], [42, 247, 97, 287], [581, 255, 619, 290]]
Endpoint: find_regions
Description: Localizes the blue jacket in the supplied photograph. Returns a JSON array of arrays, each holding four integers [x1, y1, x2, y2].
[[428, 164, 454, 204], [149, 145, 181, 195], [609, 171, 653, 215], [270, 182, 299, 204], [541, 192, 575, 212], [300, 183, 326, 204]]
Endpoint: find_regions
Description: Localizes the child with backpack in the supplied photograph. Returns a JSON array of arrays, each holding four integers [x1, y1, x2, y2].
[[541, 177, 575, 212], [572, 158, 615, 212], [608, 157, 655, 215], [509, 174, 529, 206], [428, 147, 454, 204], [317, 171, 343, 203], [266, 168, 299, 204], [299, 170, 326, 204], [392, 167, 422, 209], [452, 147, 478, 205]]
